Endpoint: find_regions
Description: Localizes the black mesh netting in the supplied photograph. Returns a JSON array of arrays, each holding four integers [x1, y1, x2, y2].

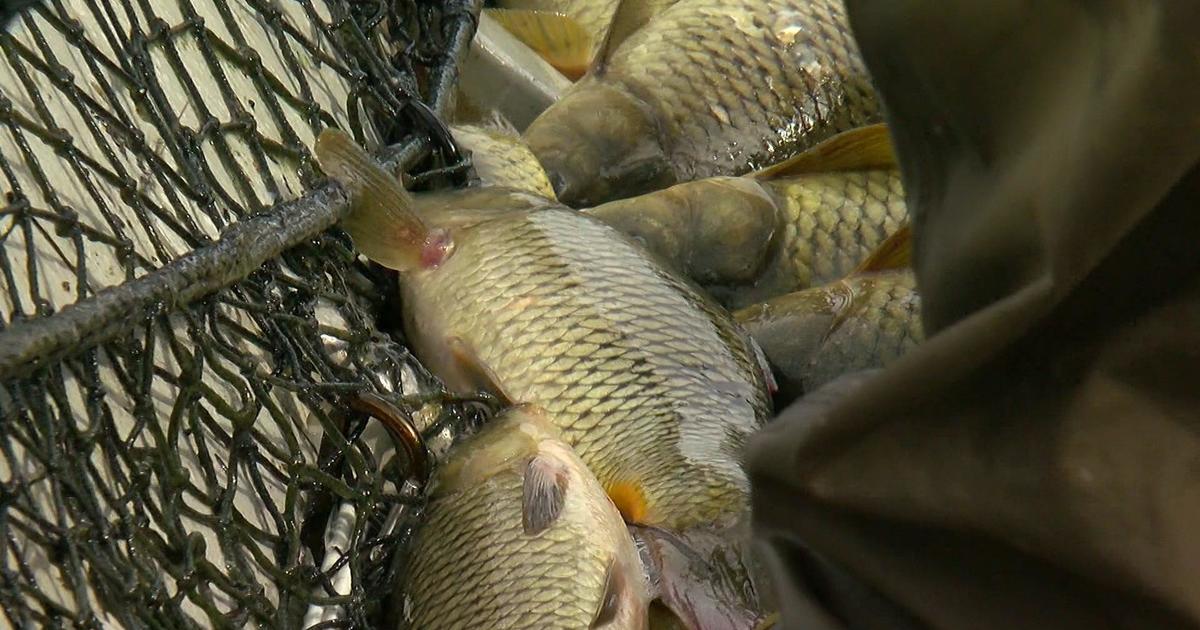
[[0, 0, 489, 627]]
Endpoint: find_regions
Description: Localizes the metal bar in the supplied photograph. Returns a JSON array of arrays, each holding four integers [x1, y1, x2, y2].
[[0, 140, 427, 381], [426, 0, 483, 120]]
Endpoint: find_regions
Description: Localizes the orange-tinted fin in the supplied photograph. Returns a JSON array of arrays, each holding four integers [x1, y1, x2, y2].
[[486, 9, 592, 81], [605, 481, 648, 524], [447, 336, 515, 405], [522, 454, 570, 535], [751, 124, 897, 180], [853, 223, 912, 274], [314, 128, 453, 271]]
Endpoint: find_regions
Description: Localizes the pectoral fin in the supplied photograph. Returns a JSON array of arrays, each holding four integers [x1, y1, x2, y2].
[[589, 0, 649, 77], [523, 453, 570, 535], [447, 336, 516, 406]]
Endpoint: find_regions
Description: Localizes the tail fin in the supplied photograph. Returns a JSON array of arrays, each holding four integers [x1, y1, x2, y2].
[[486, 9, 593, 81], [315, 129, 451, 271]]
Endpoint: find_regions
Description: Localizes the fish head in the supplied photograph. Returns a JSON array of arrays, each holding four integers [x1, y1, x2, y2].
[[404, 404, 653, 629], [431, 403, 572, 496], [733, 284, 850, 402], [524, 79, 675, 206], [587, 177, 778, 286]]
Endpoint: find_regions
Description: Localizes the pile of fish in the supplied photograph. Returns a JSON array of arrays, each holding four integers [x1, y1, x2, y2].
[[317, 0, 922, 627]]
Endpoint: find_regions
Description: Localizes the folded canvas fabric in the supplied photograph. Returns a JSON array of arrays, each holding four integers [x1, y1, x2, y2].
[[746, 1, 1200, 628]]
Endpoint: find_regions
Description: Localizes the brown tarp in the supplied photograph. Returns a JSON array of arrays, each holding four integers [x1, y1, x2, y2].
[[745, 1, 1200, 628]]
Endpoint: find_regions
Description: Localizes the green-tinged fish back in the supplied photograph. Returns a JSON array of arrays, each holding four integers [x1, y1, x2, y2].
[[400, 408, 647, 629], [728, 169, 908, 307], [452, 123, 556, 198], [525, 0, 882, 205], [615, 0, 880, 176], [405, 207, 771, 530]]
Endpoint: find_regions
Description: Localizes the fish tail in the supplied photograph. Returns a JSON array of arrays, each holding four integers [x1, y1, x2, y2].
[[315, 128, 452, 271]]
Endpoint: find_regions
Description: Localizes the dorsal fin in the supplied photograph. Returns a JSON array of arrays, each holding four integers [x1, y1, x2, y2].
[[751, 124, 897, 180], [485, 9, 593, 81], [589, 0, 642, 76], [853, 224, 912, 274], [314, 128, 452, 272], [588, 0, 654, 76]]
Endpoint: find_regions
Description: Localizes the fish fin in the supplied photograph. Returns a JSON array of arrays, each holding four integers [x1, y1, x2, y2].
[[591, 556, 634, 628], [522, 453, 570, 535], [631, 526, 771, 630], [315, 128, 452, 271], [751, 124, 897, 179], [853, 224, 912, 274], [589, 0, 650, 76], [447, 336, 515, 406], [746, 333, 779, 398], [480, 110, 521, 137], [605, 481, 649, 525], [485, 9, 592, 81]]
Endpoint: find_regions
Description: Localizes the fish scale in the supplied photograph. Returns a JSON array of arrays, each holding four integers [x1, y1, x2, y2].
[[524, 0, 881, 206], [698, 168, 908, 308], [404, 207, 770, 530], [735, 270, 923, 398], [611, 0, 878, 178], [804, 271, 923, 387], [401, 410, 646, 629], [452, 124, 555, 197]]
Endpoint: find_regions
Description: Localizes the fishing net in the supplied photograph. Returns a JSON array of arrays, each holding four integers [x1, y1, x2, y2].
[[0, 0, 487, 627]]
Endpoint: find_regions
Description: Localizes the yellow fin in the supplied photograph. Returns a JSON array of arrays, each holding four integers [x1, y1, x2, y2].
[[486, 9, 592, 81], [315, 128, 452, 271], [751, 124, 897, 179], [853, 224, 912, 274], [605, 481, 648, 524]]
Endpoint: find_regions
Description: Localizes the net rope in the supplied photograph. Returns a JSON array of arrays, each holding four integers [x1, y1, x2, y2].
[[0, 0, 485, 627]]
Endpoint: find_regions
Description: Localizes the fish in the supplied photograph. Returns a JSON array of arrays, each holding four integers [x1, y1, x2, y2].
[[522, 0, 882, 206], [452, 121, 557, 197], [316, 127, 775, 628], [486, 0, 680, 80], [317, 127, 770, 531], [585, 125, 907, 309], [397, 404, 650, 629], [734, 228, 922, 401]]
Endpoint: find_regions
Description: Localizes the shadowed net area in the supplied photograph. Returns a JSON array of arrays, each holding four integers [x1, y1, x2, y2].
[[0, 1, 488, 627]]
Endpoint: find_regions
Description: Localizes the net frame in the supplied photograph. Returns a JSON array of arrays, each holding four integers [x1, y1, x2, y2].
[[0, 0, 484, 627]]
